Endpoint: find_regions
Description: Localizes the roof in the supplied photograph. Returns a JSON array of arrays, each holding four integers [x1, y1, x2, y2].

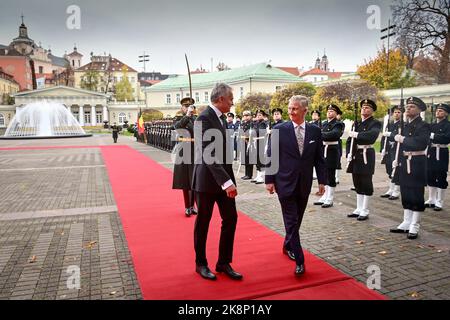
[[140, 79, 161, 86], [300, 68, 330, 76], [76, 57, 137, 73], [276, 67, 300, 76], [383, 83, 450, 100], [0, 44, 8, 50], [148, 63, 302, 91], [13, 85, 109, 97], [48, 54, 68, 67], [0, 47, 24, 56]]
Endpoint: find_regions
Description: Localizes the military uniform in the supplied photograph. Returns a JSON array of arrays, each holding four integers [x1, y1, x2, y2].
[[390, 97, 430, 239], [314, 105, 344, 208], [251, 111, 269, 184], [347, 99, 382, 221], [310, 109, 322, 128], [171, 98, 198, 217], [425, 103, 450, 211], [239, 116, 254, 180], [380, 106, 403, 200], [111, 124, 120, 143]]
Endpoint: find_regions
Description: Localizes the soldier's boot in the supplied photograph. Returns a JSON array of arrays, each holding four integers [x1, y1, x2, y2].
[[389, 184, 400, 200], [255, 170, 265, 184], [183, 190, 192, 217], [348, 194, 364, 218], [390, 209, 412, 233], [381, 182, 394, 198], [407, 211, 421, 239], [322, 187, 335, 208], [313, 168, 317, 180], [357, 195, 370, 221], [425, 186, 437, 208], [314, 186, 328, 205], [251, 170, 261, 183], [434, 188, 445, 211]]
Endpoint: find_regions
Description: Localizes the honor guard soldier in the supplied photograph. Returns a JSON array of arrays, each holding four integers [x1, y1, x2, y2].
[[380, 105, 403, 200], [314, 104, 344, 208], [111, 122, 120, 143], [310, 109, 322, 128], [425, 103, 450, 211], [346, 99, 382, 221], [226, 112, 239, 160], [271, 107, 284, 127], [251, 109, 269, 184], [390, 97, 430, 239], [172, 97, 198, 217], [239, 110, 254, 180]]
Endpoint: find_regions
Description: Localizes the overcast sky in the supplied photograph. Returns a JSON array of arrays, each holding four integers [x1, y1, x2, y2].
[[0, 0, 395, 74]]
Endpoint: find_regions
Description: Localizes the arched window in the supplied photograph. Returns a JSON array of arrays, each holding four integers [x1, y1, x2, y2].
[[0, 113, 5, 127], [118, 112, 127, 124]]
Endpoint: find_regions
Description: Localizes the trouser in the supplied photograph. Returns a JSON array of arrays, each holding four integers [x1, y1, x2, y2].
[[401, 185, 425, 212], [194, 192, 238, 266], [427, 170, 448, 189], [278, 184, 309, 266], [327, 168, 337, 187], [352, 173, 374, 196], [182, 189, 195, 209], [244, 164, 253, 178]]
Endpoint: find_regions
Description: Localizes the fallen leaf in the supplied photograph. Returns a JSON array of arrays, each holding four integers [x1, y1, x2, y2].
[[378, 251, 387, 255], [84, 241, 97, 249], [410, 292, 420, 298], [110, 291, 117, 295], [337, 237, 342, 240], [60, 232, 65, 236], [375, 238, 385, 241], [437, 250, 443, 253], [416, 245, 424, 249], [29, 256, 37, 263], [356, 240, 365, 244]]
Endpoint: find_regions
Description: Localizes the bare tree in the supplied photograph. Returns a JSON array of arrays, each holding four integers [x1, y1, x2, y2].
[[392, 0, 450, 83]]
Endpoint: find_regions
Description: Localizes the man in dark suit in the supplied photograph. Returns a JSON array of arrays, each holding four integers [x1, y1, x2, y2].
[[265, 95, 326, 276], [192, 83, 242, 281]]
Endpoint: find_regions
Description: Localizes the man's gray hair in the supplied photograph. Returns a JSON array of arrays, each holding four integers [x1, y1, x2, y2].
[[210, 83, 232, 103], [289, 95, 309, 108]]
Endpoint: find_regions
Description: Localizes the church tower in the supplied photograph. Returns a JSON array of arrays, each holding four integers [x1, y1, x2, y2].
[[65, 45, 83, 69], [10, 15, 36, 55], [314, 53, 321, 69], [320, 49, 329, 72]]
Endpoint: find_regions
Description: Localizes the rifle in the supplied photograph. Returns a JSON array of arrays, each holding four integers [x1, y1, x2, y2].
[[380, 107, 391, 164], [346, 101, 358, 172], [391, 98, 405, 178]]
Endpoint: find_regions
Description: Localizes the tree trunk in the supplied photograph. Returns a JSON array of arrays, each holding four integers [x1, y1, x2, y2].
[[437, 31, 450, 84]]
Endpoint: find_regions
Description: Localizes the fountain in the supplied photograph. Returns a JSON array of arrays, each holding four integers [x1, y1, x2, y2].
[[1, 101, 92, 139]]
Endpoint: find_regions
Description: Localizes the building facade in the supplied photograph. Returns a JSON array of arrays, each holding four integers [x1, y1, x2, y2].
[[145, 63, 304, 117]]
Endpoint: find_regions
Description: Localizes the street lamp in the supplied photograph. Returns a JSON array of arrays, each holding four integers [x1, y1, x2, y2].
[[380, 19, 396, 87]]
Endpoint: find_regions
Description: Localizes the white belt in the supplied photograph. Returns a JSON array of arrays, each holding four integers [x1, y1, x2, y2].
[[357, 144, 374, 165], [431, 143, 449, 161], [403, 150, 427, 174], [323, 141, 339, 158]]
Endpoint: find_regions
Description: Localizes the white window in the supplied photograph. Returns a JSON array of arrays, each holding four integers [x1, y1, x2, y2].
[[314, 77, 317, 82], [84, 111, 91, 124], [96, 111, 103, 124], [166, 94, 172, 104], [0, 113, 5, 127], [240, 87, 244, 98], [195, 92, 200, 103], [118, 112, 127, 124], [204, 91, 209, 102], [186, 93, 190, 97], [73, 111, 79, 122], [176, 93, 181, 103]]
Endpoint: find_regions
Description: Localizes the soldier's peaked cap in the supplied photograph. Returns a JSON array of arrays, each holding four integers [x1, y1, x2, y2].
[[360, 99, 377, 111], [406, 96, 426, 111], [327, 104, 342, 115]]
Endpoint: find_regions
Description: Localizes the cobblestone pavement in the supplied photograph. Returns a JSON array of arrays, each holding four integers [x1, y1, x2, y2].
[[0, 134, 449, 300]]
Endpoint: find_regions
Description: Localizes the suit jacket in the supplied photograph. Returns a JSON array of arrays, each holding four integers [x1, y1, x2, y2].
[[192, 106, 236, 193], [265, 121, 327, 198]]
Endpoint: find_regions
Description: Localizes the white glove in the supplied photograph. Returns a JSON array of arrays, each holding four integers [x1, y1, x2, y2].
[[349, 131, 358, 138], [382, 131, 391, 137], [347, 155, 352, 163], [430, 133, 435, 139], [381, 150, 386, 158], [394, 134, 405, 143], [392, 160, 398, 168]]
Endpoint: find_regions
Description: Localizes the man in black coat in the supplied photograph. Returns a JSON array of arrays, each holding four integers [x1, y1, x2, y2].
[[111, 123, 120, 143], [251, 109, 269, 184], [271, 107, 284, 127], [390, 97, 430, 239], [192, 83, 242, 281], [313, 104, 344, 208], [346, 99, 382, 221], [425, 103, 450, 211], [172, 97, 197, 217], [380, 106, 403, 200], [265, 95, 326, 276], [239, 110, 254, 180]]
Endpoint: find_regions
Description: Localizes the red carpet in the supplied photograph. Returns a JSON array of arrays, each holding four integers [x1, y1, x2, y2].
[[100, 145, 386, 300]]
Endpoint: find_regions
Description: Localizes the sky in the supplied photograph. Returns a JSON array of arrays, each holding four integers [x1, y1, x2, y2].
[[0, 0, 395, 75]]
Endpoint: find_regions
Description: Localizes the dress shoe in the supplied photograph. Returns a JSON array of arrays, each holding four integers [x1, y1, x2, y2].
[[407, 232, 418, 240], [357, 215, 369, 221], [380, 194, 390, 198], [295, 264, 305, 276], [321, 203, 333, 208], [351, 187, 356, 191], [282, 248, 296, 261], [240, 175, 251, 180], [434, 206, 442, 212], [425, 203, 435, 208], [390, 228, 408, 233], [347, 213, 359, 218], [313, 201, 324, 205], [254, 181, 264, 185], [388, 196, 399, 200], [215, 264, 243, 280], [190, 207, 198, 215], [196, 265, 217, 280], [185, 208, 192, 217]]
